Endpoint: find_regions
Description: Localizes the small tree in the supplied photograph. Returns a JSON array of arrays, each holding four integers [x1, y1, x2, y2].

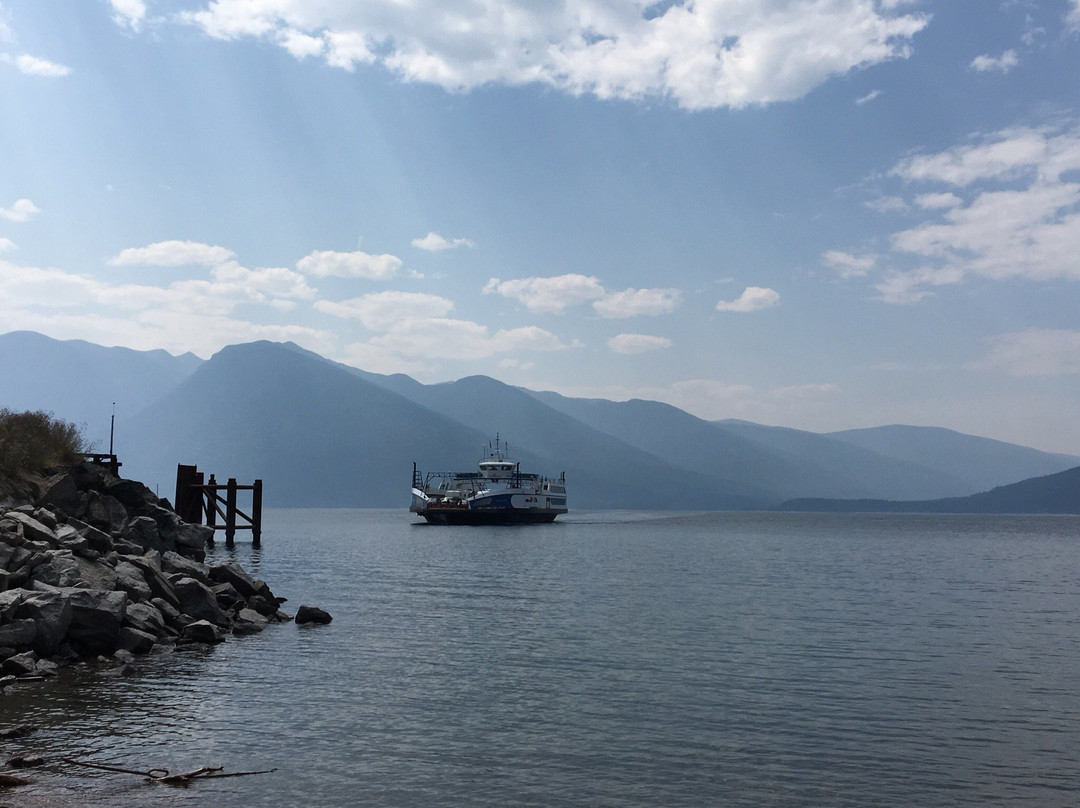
[[0, 409, 87, 474]]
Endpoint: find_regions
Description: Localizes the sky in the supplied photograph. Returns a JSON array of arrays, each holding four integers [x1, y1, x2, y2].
[[1, 1, 1080, 454]]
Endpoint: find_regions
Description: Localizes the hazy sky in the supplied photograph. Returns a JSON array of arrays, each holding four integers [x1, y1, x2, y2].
[[2, 1, 1080, 453]]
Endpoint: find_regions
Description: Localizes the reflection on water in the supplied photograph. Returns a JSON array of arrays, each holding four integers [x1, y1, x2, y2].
[[4, 510, 1080, 807]]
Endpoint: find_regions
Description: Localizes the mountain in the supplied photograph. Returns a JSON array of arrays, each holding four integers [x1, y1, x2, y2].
[[529, 391, 968, 501], [0, 330, 202, 450], [777, 466, 1080, 515], [826, 425, 1080, 492], [3, 330, 1078, 511], [359, 374, 769, 509]]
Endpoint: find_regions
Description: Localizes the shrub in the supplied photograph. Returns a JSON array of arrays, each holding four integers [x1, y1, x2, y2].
[[0, 409, 87, 474]]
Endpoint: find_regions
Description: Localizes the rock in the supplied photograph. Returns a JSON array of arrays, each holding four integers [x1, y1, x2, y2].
[[28, 550, 82, 588], [113, 560, 153, 602], [295, 605, 332, 625], [84, 491, 128, 535], [122, 516, 172, 555], [41, 471, 83, 514], [0, 589, 25, 621], [150, 596, 182, 627], [1, 651, 37, 677], [73, 555, 118, 592], [65, 518, 114, 554], [63, 588, 128, 656], [104, 478, 159, 509], [124, 602, 166, 636], [209, 561, 261, 598], [14, 591, 72, 657], [0, 619, 37, 651], [247, 593, 280, 617], [172, 577, 227, 626], [124, 556, 180, 609], [211, 582, 244, 611], [183, 620, 225, 644], [34, 658, 59, 677], [118, 626, 156, 654], [3, 512, 56, 545], [8, 753, 45, 767], [161, 551, 212, 585], [32, 508, 58, 530]]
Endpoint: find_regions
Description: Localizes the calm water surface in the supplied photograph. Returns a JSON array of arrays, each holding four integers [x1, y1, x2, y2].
[[5, 509, 1080, 806]]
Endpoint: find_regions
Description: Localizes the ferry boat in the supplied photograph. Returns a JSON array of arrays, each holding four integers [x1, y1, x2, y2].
[[410, 436, 568, 525]]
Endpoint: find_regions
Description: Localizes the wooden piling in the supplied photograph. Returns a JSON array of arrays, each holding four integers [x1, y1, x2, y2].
[[174, 465, 264, 546]]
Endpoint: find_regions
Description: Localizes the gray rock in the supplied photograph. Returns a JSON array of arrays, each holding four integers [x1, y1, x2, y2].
[[173, 577, 227, 626], [63, 588, 128, 656], [3, 512, 57, 545], [41, 471, 83, 514], [15, 591, 72, 656], [1, 651, 38, 677], [211, 582, 244, 611], [85, 491, 128, 535], [104, 478, 159, 509], [122, 516, 172, 555], [124, 602, 166, 636], [248, 593, 281, 617], [0, 619, 37, 651], [113, 560, 153, 602], [236, 607, 268, 626], [118, 626, 156, 654], [0, 589, 25, 621], [209, 562, 260, 598], [124, 556, 180, 609], [151, 596, 182, 626], [28, 550, 82, 588], [183, 620, 225, 644], [295, 605, 332, 625], [73, 555, 118, 592], [161, 551, 212, 585], [34, 658, 59, 677], [66, 518, 114, 554], [32, 508, 59, 530]]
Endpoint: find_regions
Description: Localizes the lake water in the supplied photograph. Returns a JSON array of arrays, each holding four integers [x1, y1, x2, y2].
[[5, 509, 1080, 807]]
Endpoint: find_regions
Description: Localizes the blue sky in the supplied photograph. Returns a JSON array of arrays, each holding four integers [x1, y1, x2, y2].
[[2, 1, 1080, 453]]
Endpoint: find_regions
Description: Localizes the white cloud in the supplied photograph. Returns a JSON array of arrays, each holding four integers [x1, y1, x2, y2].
[[110, 0, 146, 30], [865, 195, 908, 213], [593, 287, 681, 318], [822, 250, 876, 278], [607, 333, 672, 354], [855, 89, 881, 105], [715, 286, 780, 312], [981, 329, 1080, 377], [970, 50, 1018, 73], [1069, 1, 1080, 31], [0, 198, 40, 223], [296, 249, 403, 279], [369, 318, 569, 360], [484, 274, 605, 314], [176, 0, 928, 111], [0, 238, 15, 253], [914, 192, 962, 209], [314, 291, 454, 330], [0, 53, 71, 77], [108, 240, 236, 267], [411, 232, 475, 252], [843, 122, 1080, 302]]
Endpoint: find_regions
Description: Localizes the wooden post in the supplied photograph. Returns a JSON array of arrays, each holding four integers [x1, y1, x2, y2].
[[225, 478, 238, 547], [252, 479, 263, 547], [174, 465, 197, 523], [205, 474, 217, 535]]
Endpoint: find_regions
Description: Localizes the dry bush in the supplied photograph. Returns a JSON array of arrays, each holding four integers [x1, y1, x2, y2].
[[0, 409, 87, 474]]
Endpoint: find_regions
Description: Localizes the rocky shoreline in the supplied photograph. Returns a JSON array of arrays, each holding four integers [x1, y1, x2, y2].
[[0, 462, 297, 683]]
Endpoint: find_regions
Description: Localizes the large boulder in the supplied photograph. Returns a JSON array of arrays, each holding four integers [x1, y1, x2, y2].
[[28, 550, 82, 588], [0, 619, 37, 653], [162, 552, 212, 586], [40, 471, 83, 514], [183, 620, 225, 644], [122, 516, 172, 555], [124, 602, 166, 636], [113, 560, 153, 602], [295, 605, 332, 625], [172, 577, 227, 626], [209, 562, 260, 598], [63, 589, 128, 656], [14, 591, 72, 657], [3, 511, 57, 545], [85, 491, 128, 535], [124, 556, 180, 609]]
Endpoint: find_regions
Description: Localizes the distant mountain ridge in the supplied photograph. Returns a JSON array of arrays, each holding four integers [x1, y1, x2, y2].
[[2, 330, 1078, 511], [777, 466, 1080, 515]]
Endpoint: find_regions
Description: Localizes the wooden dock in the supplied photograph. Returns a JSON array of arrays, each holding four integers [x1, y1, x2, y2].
[[174, 464, 263, 546]]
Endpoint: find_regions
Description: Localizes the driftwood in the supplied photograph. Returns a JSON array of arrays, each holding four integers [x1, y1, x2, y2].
[[58, 757, 276, 785]]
